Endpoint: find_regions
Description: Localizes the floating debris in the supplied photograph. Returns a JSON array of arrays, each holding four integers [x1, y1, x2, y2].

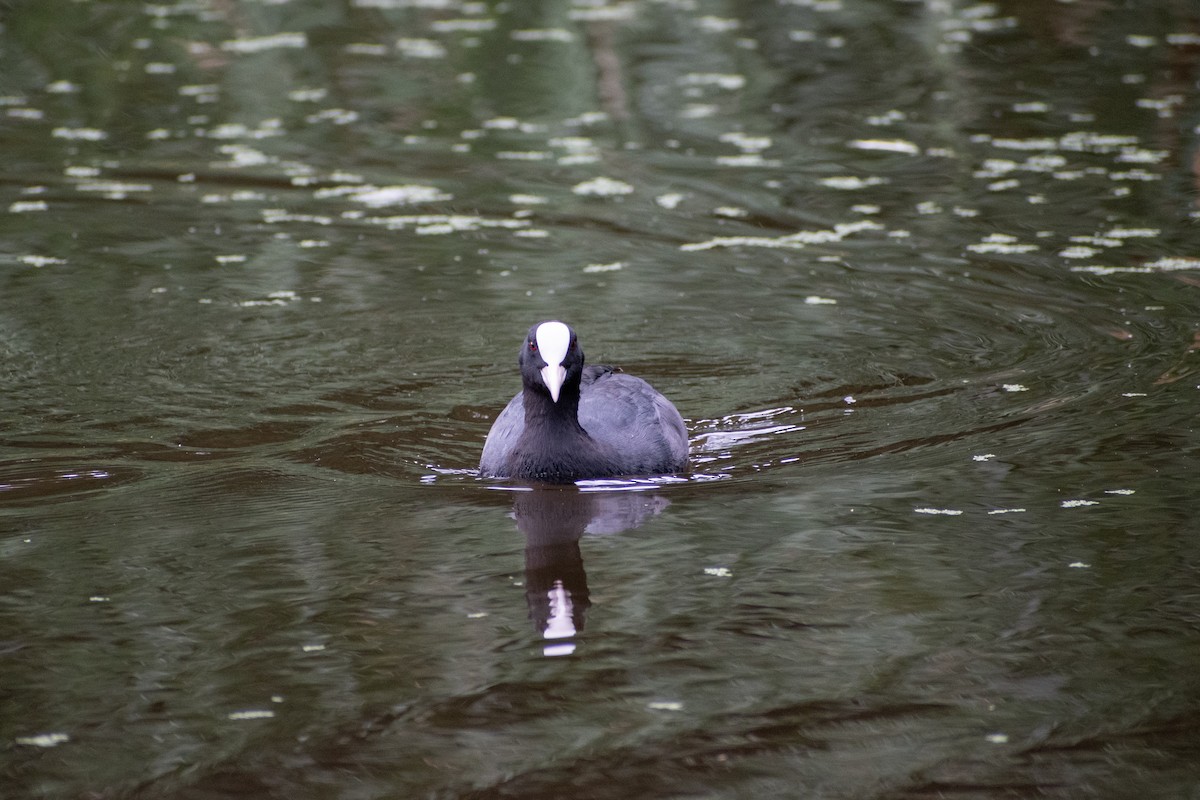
[[583, 261, 623, 273], [263, 209, 334, 226], [287, 87, 327, 102], [680, 103, 719, 119], [1059, 131, 1141, 153], [213, 143, 274, 168], [990, 137, 1057, 151], [227, 710, 275, 720], [655, 193, 684, 209], [221, 32, 307, 53], [820, 175, 888, 190], [1071, 257, 1200, 275], [866, 109, 906, 126], [681, 220, 881, 252], [237, 291, 303, 308], [345, 43, 389, 56], [718, 131, 772, 152], [1104, 227, 1160, 239], [716, 154, 782, 167], [345, 185, 453, 207], [511, 28, 574, 43], [19, 255, 66, 267], [967, 233, 1039, 254], [1116, 148, 1168, 164], [52, 127, 108, 141], [572, 177, 634, 197], [647, 701, 684, 711], [568, 3, 637, 21], [678, 73, 746, 91], [360, 213, 528, 235], [713, 206, 748, 218], [76, 181, 154, 198], [495, 151, 552, 161], [986, 178, 1021, 192], [306, 108, 359, 126], [697, 15, 740, 33], [848, 138, 920, 155], [397, 38, 447, 58], [430, 18, 498, 33], [15, 733, 69, 748]]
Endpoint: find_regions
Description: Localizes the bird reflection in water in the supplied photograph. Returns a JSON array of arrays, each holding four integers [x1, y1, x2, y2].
[[511, 487, 670, 657]]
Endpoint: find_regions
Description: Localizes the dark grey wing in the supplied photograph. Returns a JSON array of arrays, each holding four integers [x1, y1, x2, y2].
[[650, 390, 690, 468], [479, 392, 524, 476], [578, 372, 689, 475]]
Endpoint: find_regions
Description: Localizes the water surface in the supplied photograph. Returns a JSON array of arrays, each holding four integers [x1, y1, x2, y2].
[[2, 1, 1199, 797]]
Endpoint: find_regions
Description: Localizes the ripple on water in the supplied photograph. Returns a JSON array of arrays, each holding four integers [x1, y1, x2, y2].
[[0, 461, 140, 506]]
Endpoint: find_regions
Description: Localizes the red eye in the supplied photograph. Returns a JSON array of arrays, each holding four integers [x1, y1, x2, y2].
[[529, 339, 538, 352]]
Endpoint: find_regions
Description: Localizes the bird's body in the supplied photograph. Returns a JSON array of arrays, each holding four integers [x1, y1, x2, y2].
[[479, 322, 688, 483]]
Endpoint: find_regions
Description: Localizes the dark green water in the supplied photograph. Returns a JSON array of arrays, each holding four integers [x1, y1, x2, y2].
[[2, 1, 1199, 797]]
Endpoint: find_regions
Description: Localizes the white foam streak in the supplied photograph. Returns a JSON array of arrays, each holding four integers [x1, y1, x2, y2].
[[693, 424, 805, 451]]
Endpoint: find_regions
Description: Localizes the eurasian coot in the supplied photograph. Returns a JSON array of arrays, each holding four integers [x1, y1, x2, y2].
[[479, 321, 689, 483]]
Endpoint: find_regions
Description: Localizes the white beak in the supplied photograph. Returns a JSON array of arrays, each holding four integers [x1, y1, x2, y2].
[[541, 363, 566, 402]]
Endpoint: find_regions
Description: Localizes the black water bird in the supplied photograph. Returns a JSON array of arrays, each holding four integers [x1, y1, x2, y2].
[[479, 321, 688, 483]]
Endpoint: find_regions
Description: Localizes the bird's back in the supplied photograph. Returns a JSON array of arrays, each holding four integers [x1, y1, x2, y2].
[[577, 368, 688, 476]]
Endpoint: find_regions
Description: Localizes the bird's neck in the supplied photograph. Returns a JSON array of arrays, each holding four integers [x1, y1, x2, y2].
[[512, 380, 624, 483], [522, 382, 585, 433]]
